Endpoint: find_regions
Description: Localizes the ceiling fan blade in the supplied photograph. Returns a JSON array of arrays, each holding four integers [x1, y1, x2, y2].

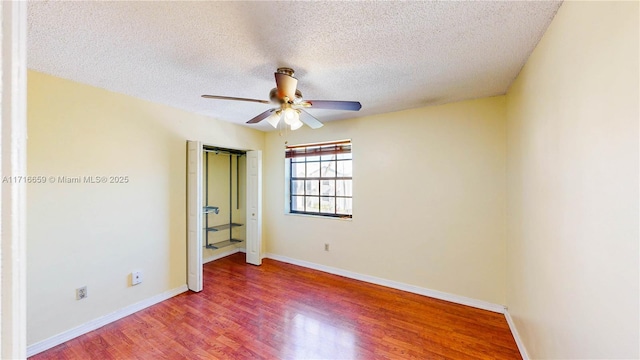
[[274, 72, 298, 101], [201, 95, 270, 104], [303, 100, 362, 111], [299, 110, 324, 129], [246, 108, 277, 124]]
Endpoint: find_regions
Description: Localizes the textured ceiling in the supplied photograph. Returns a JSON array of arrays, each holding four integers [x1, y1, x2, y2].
[[28, 1, 561, 131]]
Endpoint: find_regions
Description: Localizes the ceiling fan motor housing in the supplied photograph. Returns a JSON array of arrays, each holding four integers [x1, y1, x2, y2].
[[269, 88, 303, 104]]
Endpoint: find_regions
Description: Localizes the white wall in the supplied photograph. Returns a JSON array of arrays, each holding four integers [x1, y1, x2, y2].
[[26, 71, 264, 345], [505, 1, 639, 358], [264, 96, 507, 305]]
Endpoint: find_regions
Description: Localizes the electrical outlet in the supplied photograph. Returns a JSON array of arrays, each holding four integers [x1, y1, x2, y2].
[[132, 271, 143, 286], [324, 243, 330, 251], [76, 286, 87, 300]]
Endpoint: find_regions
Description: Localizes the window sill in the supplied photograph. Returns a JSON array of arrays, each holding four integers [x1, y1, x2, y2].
[[284, 212, 353, 222]]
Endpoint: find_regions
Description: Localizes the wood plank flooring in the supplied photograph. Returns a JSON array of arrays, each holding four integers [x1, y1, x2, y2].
[[31, 253, 521, 359]]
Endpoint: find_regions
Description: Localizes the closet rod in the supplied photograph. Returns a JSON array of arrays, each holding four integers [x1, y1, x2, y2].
[[203, 149, 244, 156], [203, 144, 246, 156]]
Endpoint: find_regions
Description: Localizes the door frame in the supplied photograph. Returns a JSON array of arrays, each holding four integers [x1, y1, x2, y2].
[[186, 141, 262, 292], [1, 1, 28, 357]]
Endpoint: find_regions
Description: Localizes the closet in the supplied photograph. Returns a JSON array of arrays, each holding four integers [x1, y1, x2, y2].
[[202, 146, 246, 258], [187, 140, 262, 292]]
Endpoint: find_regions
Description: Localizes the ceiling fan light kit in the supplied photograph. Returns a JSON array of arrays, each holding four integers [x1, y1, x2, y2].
[[289, 114, 304, 130], [265, 110, 281, 128], [201, 67, 362, 131]]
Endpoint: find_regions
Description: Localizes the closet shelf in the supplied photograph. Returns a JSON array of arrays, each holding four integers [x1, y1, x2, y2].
[[205, 223, 243, 232], [205, 239, 243, 250]]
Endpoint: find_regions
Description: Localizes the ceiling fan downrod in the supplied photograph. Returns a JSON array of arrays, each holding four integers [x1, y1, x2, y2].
[[276, 67, 295, 77]]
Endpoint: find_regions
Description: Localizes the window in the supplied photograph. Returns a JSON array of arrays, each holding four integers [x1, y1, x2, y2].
[[286, 140, 352, 218]]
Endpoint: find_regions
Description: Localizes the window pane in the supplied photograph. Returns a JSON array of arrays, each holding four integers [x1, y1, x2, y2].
[[306, 162, 320, 177], [291, 180, 305, 195], [292, 162, 305, 177], [320, 161, 335, 178], [336, 160, 352, 177], [305, 196, 320, 212], [321, 180, 335, 196], [287, 141, 352, 218], [305, 180, 319, 195], [336, 180, 352, 196], [320, 197, 335, 214], [336, 197, 352, 215], [291, 196, 305, 211]]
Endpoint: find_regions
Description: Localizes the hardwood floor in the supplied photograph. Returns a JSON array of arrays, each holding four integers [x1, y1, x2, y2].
[[31, 253, 521, 359]]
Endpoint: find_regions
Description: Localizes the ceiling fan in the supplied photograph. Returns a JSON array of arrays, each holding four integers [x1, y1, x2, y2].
[[201, 67, 362, 130]]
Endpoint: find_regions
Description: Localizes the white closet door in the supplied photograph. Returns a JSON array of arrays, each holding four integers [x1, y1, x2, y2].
[[246, 150, 262, 265], [186, 140, 203, 291]]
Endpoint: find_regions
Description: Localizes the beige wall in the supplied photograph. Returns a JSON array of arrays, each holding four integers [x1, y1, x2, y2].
[[505, 1, 639, 358], [264, 96, 507, 305], [26, 71, 264, 345]]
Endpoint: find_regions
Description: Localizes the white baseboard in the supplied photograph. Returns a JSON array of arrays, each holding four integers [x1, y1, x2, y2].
[[26, 284, 189, 357], [203, 247, 242, 263], [263, 253, 506, 314], [505, 310, 529, 359]]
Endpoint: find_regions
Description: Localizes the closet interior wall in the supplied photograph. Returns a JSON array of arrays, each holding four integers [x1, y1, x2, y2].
[[202, 148, 246, 261]]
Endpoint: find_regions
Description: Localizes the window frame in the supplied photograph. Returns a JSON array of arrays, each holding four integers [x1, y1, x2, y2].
[[285, 140, 353, 219]]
